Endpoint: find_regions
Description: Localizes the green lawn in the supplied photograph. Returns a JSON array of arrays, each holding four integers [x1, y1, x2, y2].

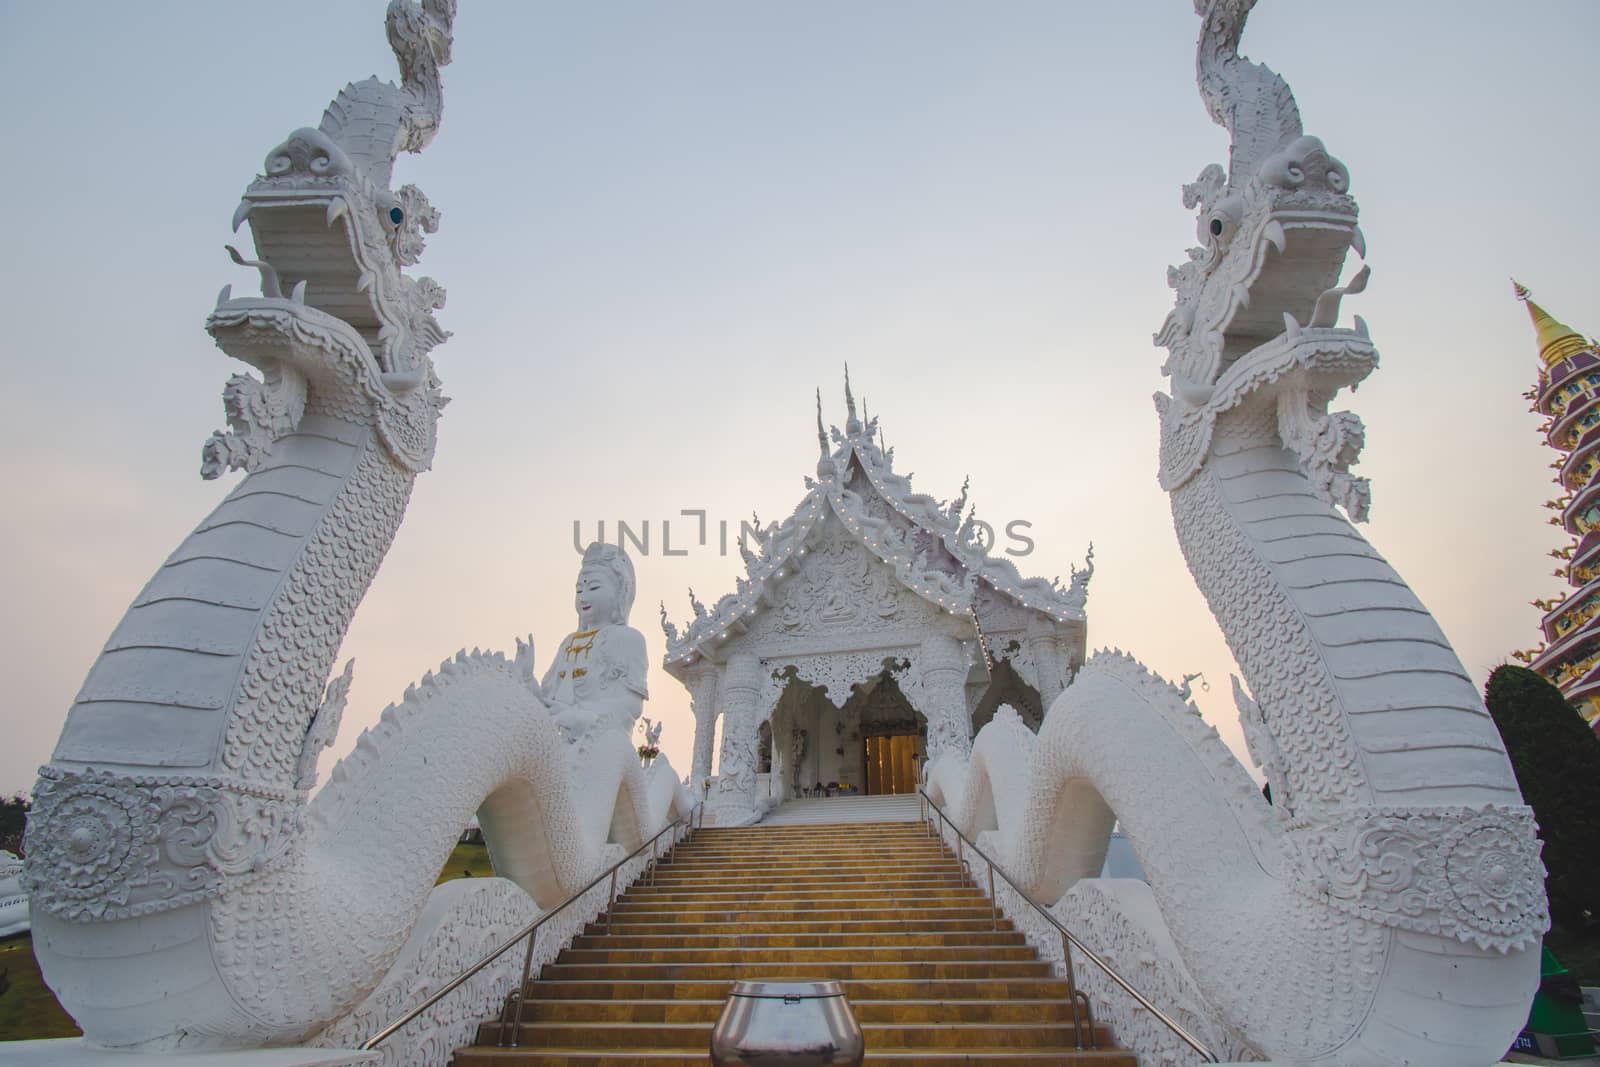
[[0, 842, 494, 1043], [437, 840, 494, 882], [0, 934, 80, 1042]]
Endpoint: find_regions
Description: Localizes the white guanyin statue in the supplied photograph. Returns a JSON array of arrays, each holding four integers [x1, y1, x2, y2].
[[542, 542, 649, 747]]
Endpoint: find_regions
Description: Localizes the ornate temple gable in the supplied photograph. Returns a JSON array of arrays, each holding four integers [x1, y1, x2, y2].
[[840, 422, 1091, 624], [662, 379, 1090, 683], [731, 508, 950, 656]]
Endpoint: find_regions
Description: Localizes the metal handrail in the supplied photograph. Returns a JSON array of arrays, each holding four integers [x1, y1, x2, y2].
[[919, 788, 1218, 1063], [360, 799, 703, 1052]]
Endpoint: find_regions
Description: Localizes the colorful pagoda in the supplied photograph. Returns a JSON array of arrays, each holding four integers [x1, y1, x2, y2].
[[1516, 282, 1600, 729]]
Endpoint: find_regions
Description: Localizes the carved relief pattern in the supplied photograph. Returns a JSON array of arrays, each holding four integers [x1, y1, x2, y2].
[[1282, 805, 1547, 952], [24, 768, 222, 921], [21, 767, 302, 922], [754, 517, 913, 643], [201, 651, 693, 1038], [1171, 462, 1363, 807], [788, 649, 915, 709], [222, 445, 414, 787], [687, 667, 721, 784], [911, 634, 973, 761], [1028, 881, 1260, 1066], [711, 656, 765, 814], [314, 844, 663, 1067], [315, 880, 538, 1067], [201, 369, 309, 480]]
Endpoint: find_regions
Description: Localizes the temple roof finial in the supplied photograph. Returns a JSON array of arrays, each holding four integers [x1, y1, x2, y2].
[[815, 389, 833, 479], [844, 363, 862, 434], [1514, 281, 1591, 368]]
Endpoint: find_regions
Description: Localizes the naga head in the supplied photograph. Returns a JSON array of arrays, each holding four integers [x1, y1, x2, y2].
[[388, 0, 456, 75], [1155, 0, 1375, 521], [204, 1, 455, 480]]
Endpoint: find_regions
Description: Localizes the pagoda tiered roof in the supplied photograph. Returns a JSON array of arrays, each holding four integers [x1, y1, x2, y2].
[[661, 377, 1090, 675], [1515, 282, 1600, 726]]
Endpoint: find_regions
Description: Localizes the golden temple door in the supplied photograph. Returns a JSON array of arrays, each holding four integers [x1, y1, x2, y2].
[[864, 733, 921, 795]]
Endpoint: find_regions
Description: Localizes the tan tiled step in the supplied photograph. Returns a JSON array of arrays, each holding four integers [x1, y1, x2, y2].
[[569, 930, 1027, 949], [618, 885, 987, 903], [520, 977, 1076, 1001], [606, 904, 1002, 923], [646, 857, 953, 876], [453, 1049, 1137, 1066], [555, 944, 1040, 965], [479, 1020, 1113, 1051], [659, 857, 953, 870], [613, 892, 986, 908], [643, 875, 967, 890], [503, 996, 1086, 1024], [539, 959, 1055, 981], [697, 825, 934, 831], [584, 917, 1017, 936], [675, 837, 938, 845]]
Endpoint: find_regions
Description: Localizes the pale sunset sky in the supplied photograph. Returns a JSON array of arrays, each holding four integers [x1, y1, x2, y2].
[[2, 1, 1597, 797]]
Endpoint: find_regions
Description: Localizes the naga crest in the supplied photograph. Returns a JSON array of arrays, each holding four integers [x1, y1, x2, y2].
[[1155, 0, 1373, 520], [203, 0, 456, 480]]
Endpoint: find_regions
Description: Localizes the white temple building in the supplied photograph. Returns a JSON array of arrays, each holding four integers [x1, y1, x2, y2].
[[661, 378, 1091, 826]]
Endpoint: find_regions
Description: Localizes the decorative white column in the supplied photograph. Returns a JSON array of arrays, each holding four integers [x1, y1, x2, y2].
[[707, 653, 765, 825], [918, 633, 973, 762], [686, 664, 721, 790], [1026, 616, 1070, 710]]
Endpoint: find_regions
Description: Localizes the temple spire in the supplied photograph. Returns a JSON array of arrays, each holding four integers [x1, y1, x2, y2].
[[1515, 280, 1590, 368], [815, 389, 833, 479], [844, 363, 862, 434]]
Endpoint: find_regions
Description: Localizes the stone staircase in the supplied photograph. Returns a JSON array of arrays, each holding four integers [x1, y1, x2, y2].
[[454, 820, 1133, 1065]]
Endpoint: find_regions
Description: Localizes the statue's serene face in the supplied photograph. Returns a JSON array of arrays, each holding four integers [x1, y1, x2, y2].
[[576, 566, 620, 627]]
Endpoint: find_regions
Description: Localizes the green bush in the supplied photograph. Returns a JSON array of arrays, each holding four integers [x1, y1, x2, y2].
[[1485, 665, 1600, 932]]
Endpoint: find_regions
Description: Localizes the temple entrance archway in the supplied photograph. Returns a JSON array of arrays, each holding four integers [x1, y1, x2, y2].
[[843, 671, 925, 796]]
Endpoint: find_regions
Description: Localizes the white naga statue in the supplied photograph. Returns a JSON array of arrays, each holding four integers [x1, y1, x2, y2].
[[542, 543, 649, 747], [18, 4, 692, 1063], [922, 2, 1548, 1065]]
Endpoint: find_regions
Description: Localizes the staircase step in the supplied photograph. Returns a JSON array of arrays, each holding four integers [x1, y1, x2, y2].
[[503, 996, 1086, 1024], [583, 917, 1016, 936], [554, 944, 1040, 965], [569, 930, 1027, 949], [478, 1020, 1115, 1050], [520, 977, 1077, 1000], [540, 960, 1055, 981], [455, 1050, 1137, 1066], [617, 886, 987, 903]]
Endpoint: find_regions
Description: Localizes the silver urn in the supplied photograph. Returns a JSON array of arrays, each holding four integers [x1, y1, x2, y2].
[[709, 980, 865, 1066]]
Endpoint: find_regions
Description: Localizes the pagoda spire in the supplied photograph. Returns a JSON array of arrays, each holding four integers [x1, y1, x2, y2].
[[844, 363, 862, 434], [1515, 279, 1590, 368], [1520, 281, 1600, 731]]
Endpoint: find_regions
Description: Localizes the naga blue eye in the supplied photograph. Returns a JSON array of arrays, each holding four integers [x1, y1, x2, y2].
[[389, 207, 404, 227]]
